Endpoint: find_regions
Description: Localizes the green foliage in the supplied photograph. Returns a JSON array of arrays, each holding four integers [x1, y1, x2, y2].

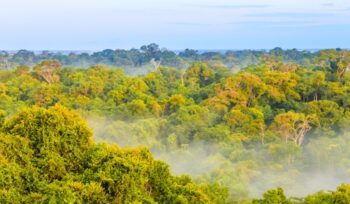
[[253, 188, 291, 204], [0, 107, 226, 203], [2, 105, 93, 171], [0, 45, 319, 70], [1, 49, 350, 203], [256, 184, 350, 204]]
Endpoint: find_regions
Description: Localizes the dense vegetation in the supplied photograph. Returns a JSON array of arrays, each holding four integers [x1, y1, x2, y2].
[[1, 47, 350, 203], [0, 44, 316, 72], [0, 106, 227, 203]]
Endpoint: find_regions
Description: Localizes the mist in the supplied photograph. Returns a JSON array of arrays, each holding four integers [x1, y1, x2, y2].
[[84, 114, 350, 199]]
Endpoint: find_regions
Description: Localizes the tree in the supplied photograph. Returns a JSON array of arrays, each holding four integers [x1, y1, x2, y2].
[[262, 70, 300, 103], [0, 110, 6, 128], [166, 94, 186, 113], [252, 188, 292, 204], [34, 60, 62, 84], [297, 70, 326, 102], [205, 72, 266, 111], [11, 50, 35, 65], [304, 100, 345, 136], [30, 84, 61, 107], [179, 49, 199, 59], [270, 112, 317, 146], [14, 65, 30, 76], [0, 51, 14, 70], [126, 99, 148, 116], [184, 62, 214, 88], [2, 105, 93, 171], [317, 49, 350, 78], [224, 106, 265, 143], [260, 55, 283, 71], [140, 43, 161, 61]]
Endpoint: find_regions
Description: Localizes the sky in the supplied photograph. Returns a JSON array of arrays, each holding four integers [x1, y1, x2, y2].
[[0, 0, 350, 50]]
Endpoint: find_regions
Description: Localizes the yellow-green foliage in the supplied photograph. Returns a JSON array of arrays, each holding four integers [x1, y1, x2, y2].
[[1, 49, 350, 203], [0, 106, 228, 203]]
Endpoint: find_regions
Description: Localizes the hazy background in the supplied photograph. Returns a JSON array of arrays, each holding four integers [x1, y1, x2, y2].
[[1, 0, 349, 50]]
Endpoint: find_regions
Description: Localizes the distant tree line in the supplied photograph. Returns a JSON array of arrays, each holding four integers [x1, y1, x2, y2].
[[0, 44, 323, 70]]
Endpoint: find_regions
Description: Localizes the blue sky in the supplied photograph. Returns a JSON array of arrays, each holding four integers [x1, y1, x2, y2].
[[0, 0, 349, 50]]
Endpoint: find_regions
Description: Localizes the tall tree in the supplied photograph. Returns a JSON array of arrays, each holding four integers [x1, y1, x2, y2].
[[34, 60, 62, 84]]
